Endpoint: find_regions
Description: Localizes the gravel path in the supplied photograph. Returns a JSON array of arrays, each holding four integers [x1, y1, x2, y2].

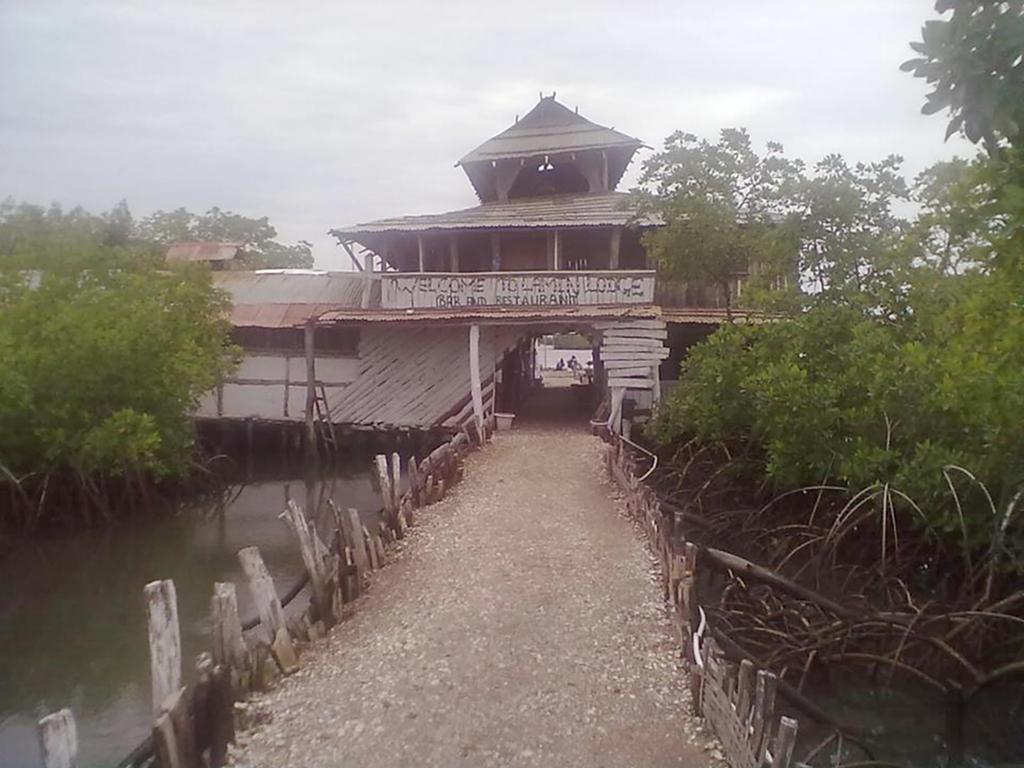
[[230, 422, 718, 768]]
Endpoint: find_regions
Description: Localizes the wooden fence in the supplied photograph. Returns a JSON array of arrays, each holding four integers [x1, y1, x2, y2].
[[34, 421, 490, 768], [604, 433, 802, 768]]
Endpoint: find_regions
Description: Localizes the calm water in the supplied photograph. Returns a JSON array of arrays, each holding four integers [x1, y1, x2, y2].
[[0, 458, 394, 768]]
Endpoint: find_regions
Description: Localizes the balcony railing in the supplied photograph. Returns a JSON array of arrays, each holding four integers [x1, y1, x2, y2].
[[379, 270, 656, 311]]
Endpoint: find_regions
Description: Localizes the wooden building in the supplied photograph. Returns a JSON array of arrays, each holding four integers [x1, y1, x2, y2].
[[197, 95, 747, 440]]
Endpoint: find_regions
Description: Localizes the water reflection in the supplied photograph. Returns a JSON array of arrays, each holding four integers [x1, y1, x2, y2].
[[0, 461, 386, 768]]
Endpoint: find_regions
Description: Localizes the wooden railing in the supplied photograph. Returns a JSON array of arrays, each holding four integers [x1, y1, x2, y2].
[[604, 433, 801, 768], [34, 420, 493, 768], [379, 269, 656, 310]]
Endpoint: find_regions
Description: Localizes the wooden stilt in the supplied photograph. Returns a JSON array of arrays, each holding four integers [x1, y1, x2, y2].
[[38, 709, 77, 768], [145, 580, 181, 718]]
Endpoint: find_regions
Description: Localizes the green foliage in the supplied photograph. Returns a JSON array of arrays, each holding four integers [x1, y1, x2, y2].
[[637, 129, 803, 312], [902, 1, 1024, 152], [0, 202, 238, 484], [139, 206, 314, 268]]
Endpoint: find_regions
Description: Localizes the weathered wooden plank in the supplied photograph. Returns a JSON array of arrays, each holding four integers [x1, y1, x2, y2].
[[346, 507, 371, 577], [601, 328, 668, 340], [363, 524, 380, 570], [601, 336, 665, 348], [751, 669, 777, 761], [770, 716, 798, 768], [145, 580, 182, 717], [281, 501, 331, 624], [603, 364, 656, 377], [606, 377, 655, 389], [594, 319, 666, 330], [408, 454, 422, 507], [210, 582, 247, 671], [153, 687, 197, 768], [38, 709, 77, 768], [374, 454, 394, 520], [737, 659, 756, 725], [237, 547, 297, 673], [600, 349, 670, 360], [390, 451, 402, 514]]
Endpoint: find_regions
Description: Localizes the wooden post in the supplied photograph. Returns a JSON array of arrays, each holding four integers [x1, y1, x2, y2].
[[417, 234, 426, 272], [346, 507, 371, 579], [770, 716, 798, 768], [363, 524, 381, 570], [281, 501, 331, 624], [361, 252, 374, 309], [390, 451, 402, 517], [210, 582, 247, 671], [38, 709, 77, 768], [145, 580, 181, 717], [553, 229, 562, 270], [737, 659, 755, 724], [374, 454, 395, 529], [489, 232, 501, 271], [751, 669, 778, 760], [303, 321, 318, 459], [153, 687, 196, 768], [449, 234, 460, 272], [408, 454, 422, 508], [609, 227, 622, 269], [237, 547, 297, 673], [469, 325, 484, 432]]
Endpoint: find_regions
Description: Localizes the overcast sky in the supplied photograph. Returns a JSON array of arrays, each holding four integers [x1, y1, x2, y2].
[[1, 0, 970, 269]]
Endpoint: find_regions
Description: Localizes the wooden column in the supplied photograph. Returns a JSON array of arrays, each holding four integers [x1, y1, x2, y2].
[[449, 234, 460, 272], [609, 227, 622, 269], [417, 234, 426, 272], [553, 229, 562, 270], [303, 321, 318, 459], [489, 232, 501, 271], [469, 324, 484, 431], [601, 150, 609, 191], [38, 709, 77, 768], [360, 252, 373, 309]]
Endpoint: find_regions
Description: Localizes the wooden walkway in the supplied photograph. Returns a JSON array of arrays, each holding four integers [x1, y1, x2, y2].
[[227, 411, 713, 767]]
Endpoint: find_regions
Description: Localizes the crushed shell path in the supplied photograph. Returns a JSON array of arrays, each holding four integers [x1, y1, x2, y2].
[[229, 425, 719, 768]]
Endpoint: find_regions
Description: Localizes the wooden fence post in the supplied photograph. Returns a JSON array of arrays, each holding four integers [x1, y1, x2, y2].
[[390, 451, 402, 514], [751, 669, 777, 761], [770, 716, 798, 768], [211, 582, 247, 672], [237, 547, 298, 674], [408, 454, 422, 508], [736, 659, 756, 726], [145, 580, 181, 717], [38, 709, 77, 768], [281, 500, 332, 624]]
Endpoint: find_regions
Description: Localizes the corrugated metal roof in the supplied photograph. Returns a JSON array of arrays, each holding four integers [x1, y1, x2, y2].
[[212, 271, 374, 328], [166, 241, 242, 262], [331, 192, 661, 237], [458, 97, 643, 165]]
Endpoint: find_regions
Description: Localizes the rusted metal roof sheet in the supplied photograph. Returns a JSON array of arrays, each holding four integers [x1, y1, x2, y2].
[[331, 192, 661, 237], [458, 97, 643, 165], [212, 271, 375, 328], [166, 241, 242, 262]]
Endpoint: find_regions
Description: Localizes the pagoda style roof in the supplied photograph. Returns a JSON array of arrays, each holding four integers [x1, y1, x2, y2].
[[331, 192, 660, 238], [458, 96, 644, 166]]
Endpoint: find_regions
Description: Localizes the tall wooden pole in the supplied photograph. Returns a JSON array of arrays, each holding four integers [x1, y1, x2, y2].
[[417, 234, 426, 272], [304, 321, 318, 460], [553, 229, 562, 270], [469, 324, 484, 431]]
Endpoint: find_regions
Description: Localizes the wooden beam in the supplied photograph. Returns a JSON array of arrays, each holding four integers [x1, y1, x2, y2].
[[469, 324, 484, 431], [449, 234, 460, 272], [489, 232, 501, 271], [340, 240, 363, 271], [609, 227, 622, 269]]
